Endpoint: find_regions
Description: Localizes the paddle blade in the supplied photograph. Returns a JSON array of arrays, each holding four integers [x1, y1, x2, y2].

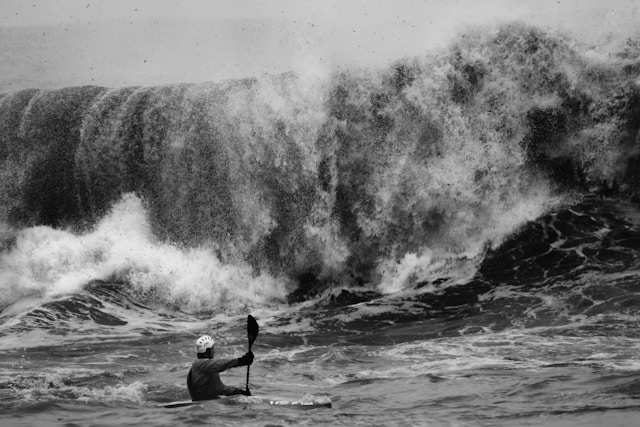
[[247, 315, 259, 348]]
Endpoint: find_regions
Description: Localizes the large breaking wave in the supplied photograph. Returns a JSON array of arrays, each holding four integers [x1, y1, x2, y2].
[[2, 23, 640, 313]]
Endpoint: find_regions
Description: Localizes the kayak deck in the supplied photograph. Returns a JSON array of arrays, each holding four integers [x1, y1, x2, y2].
[[159, 395, 332, 409]]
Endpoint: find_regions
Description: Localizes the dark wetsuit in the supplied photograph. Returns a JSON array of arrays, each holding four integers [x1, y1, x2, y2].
[[188, 358, 244, 400]]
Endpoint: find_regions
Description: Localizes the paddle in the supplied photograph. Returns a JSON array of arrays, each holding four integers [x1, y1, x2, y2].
[[246, 314, 259, 395]]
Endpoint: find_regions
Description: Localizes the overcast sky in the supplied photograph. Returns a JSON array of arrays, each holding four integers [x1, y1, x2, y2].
[[0, 0, 636, 31], [1, 0, 525, 27], [0, 0, 639, 91]]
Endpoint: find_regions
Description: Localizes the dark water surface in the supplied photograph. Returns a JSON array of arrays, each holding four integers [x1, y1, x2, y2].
[[1, 199, 640, 426]]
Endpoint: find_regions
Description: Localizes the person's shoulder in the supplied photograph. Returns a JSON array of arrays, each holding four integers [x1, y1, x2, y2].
[[192, 358, 209, 368], [193, 358, 218, 367]]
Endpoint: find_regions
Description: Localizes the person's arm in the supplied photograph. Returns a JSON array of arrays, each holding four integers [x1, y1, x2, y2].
[[199, 353, 253, 373], [199, 358, 239, 373]]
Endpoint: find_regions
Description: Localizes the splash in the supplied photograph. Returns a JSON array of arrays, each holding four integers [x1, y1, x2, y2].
[[0, 194, 291, 313], [2, 23, 640, 298], [7, 369, 149, 405]]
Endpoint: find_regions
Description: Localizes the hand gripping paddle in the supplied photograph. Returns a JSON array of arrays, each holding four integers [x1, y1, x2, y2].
[[246, 315, 259, 395]]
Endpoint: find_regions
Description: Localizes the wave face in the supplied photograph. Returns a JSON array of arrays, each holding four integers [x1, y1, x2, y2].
[[2, 24, 640, 308]]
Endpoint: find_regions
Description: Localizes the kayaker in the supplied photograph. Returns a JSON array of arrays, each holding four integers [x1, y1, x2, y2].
[[187, 335, 254, 400]]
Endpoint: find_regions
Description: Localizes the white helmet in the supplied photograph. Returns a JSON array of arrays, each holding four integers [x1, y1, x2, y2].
[[195, 335, 215, 354]]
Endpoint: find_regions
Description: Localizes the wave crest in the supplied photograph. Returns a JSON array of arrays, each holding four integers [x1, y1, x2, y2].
[[2, 23, 640, 295]]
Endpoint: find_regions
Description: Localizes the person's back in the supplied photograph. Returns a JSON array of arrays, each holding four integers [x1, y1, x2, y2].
[[187, 335, 254, 401]]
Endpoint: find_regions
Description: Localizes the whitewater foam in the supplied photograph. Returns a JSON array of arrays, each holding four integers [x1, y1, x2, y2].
[[0, 193, 291, 314]]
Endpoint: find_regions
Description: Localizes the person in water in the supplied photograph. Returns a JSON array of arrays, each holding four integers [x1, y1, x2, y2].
[[187, 335, 254, 400]]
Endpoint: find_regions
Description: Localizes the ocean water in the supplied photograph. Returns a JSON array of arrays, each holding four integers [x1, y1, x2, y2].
[[2, 23, 640, 426]]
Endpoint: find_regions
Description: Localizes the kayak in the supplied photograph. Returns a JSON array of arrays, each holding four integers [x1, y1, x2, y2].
[[165, 317, 331, 410], [159, 395, 332, 409]]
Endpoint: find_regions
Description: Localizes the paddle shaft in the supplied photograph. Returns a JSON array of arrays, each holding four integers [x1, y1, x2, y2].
[[245, 340, 253, 393], [245, 315, 259, 394]]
